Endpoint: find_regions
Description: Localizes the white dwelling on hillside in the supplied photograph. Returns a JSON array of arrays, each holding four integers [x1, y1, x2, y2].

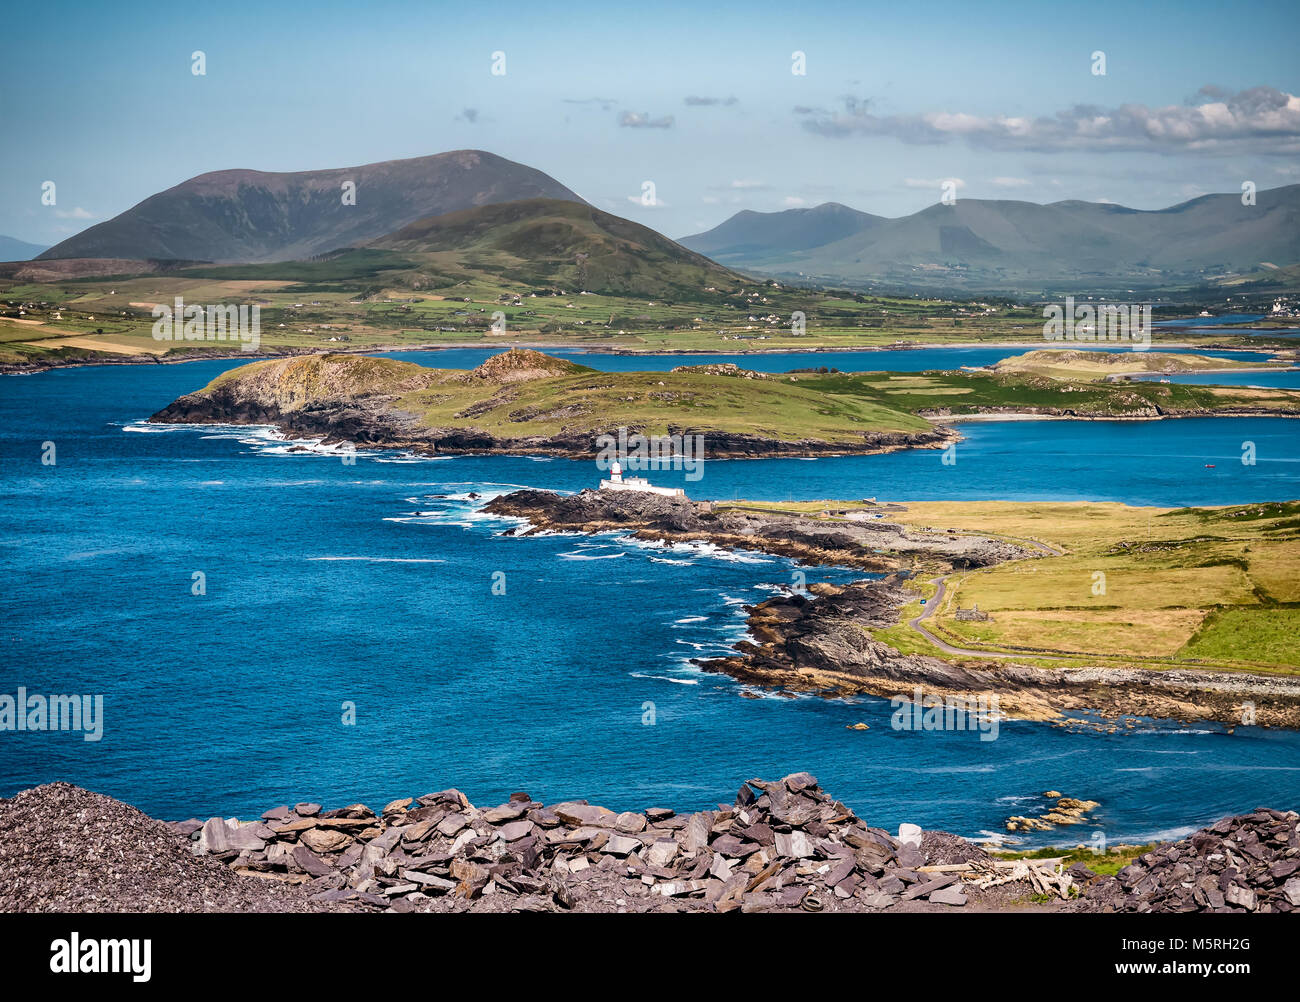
[[599, 462, 685, 498]]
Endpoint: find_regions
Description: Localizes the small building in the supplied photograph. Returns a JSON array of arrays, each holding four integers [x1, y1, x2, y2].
[[599, 462, 685, 498], [954, 604, 990, 622]]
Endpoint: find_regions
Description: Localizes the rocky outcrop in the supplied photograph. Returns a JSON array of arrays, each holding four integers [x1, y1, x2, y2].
[[486, 489, 1026, 571]]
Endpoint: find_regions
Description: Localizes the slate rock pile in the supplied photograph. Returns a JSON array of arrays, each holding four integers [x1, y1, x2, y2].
[[0, 782, 333, 913], [1084, 808, 1300, 913], [176, 773, 979, 913]]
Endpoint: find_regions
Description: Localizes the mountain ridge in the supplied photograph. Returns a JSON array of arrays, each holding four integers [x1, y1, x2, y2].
[[680, 185, 1300, 291], [0, 235, 48, 261], [38, 150, 586, 264], [361, 196, 744, 298]]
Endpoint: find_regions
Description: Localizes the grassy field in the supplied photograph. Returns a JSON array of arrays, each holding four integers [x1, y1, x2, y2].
[[819, 368, 1300, 418], [887, 500, 1300, 671], [195, 351, 936, 443], [712, 497, 1298, 672], [702, 497, 1297, 672]]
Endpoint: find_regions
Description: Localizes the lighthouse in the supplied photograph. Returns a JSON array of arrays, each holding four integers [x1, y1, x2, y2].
[[598, 459, 685, 497]]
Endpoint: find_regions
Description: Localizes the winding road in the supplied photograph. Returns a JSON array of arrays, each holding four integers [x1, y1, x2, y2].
[[906, 534, 1064, 659]]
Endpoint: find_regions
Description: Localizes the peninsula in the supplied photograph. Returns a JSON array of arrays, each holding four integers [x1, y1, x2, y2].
[[484, 489, 1300, 728]]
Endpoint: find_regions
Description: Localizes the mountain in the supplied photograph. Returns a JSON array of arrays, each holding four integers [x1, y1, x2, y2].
[[680, 186, 1300, 292], [364, 197, 744, 298], [680, 202, 883, 266], [0, 235, 48, 261], [38, 151, 586, 264]]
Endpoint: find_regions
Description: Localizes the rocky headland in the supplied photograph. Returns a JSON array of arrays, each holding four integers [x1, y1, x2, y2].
[[484, 489, 1300, 728], [3, 777, 1296, 914]]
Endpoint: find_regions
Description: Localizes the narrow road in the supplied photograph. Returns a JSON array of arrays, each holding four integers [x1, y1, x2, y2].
[[905, 534, 1063, 659], [907, 576, 1019, 657]]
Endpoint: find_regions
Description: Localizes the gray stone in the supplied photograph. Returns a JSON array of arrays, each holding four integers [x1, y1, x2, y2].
[[614, 812, 647, 834], [198, 817, 231, 853], [709, 855, 735, 880], [497, 819, 534, 842], [645, 840, 679, 867], [774, 831, 813, 858], [401, 869, 456, 892], [929, 885, 968, 906], [603, 834, 641, 857], [552, 802, 616, 827], [436, 812, 468, 836], [291, 844, 334, 877], [483, 803, 526, 824], [1224, 884, 1257, 911]]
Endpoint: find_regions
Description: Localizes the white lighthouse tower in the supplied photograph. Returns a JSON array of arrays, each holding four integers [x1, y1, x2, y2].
[[599, 460, 685, 497]]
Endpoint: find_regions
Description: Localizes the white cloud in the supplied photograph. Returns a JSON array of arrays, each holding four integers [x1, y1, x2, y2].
[[54, 207, 95, 220], [620, 111, 674, 129], [803, 86, 1300, 155], [989, 176, 1031, 188], [782, 196, 807, 207]]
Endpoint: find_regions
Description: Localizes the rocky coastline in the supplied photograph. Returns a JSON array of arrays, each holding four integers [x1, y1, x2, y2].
[[3, 778, 1295, 914], [484, 489, 1300, 728]]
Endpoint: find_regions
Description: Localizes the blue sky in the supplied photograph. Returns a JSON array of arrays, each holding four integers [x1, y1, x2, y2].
[[3, 0, 1298, 247]]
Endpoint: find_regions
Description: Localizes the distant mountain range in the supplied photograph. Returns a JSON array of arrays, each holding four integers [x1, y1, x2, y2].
[[680, 187, 1300, 292], [0, 235, 48, 261], [29, 147, 1300, 295], [38, 151, 586, 263]]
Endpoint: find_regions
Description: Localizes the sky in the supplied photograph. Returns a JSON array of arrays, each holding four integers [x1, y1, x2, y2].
[[2, 0, 1298, 248]]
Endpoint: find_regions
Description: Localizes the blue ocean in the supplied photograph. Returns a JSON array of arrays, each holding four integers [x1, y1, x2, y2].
[[1, 349, 1297, 847]]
